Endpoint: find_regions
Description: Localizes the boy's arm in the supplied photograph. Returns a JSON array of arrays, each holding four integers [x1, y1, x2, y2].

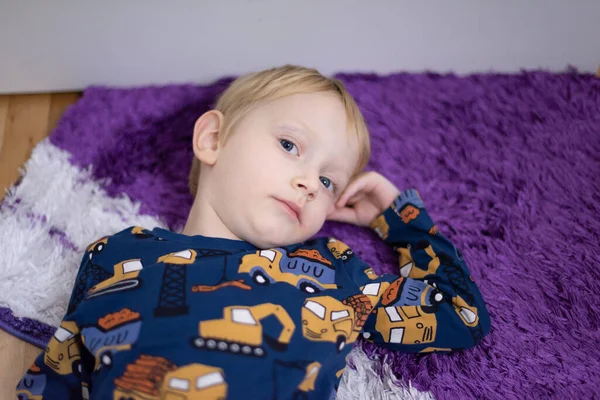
[[16, 241, 99, 400], [346, 189, 491, 353]]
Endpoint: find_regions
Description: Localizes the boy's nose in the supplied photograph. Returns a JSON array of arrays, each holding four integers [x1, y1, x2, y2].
[[292, 177, 318, 201]]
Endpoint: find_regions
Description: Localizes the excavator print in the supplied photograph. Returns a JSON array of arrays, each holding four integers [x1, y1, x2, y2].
[[192, 303, 295, 357]]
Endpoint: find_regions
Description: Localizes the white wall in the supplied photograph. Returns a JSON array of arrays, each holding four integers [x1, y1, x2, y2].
[[1, 0, 599, 94]]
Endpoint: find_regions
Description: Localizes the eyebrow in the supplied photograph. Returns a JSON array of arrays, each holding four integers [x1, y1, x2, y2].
[[278, 123, 309, 136]]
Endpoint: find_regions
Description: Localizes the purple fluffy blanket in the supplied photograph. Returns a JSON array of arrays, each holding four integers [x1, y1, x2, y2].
[[1, 71, 599, 399]]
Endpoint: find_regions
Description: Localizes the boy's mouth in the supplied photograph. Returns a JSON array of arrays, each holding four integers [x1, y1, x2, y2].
[[275, 198, 301, 223]]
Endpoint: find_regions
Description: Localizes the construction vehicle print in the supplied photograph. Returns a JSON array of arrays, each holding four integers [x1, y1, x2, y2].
[[361, 277, 444, 312], [301, 295, 371, 352], [396, 240, 482, 337], [82, 382, 90, 400], [113, 355, 227, 400], [130, 226, 162, 240], [81, 308, 142, 370], [363, 267, 379, 280], [154, 248, 233, 318], [397, 204, 420, 224], [153, 249, 197, 317], [370, 214, 389, 240], [192, 303, 295, 357], [87, 236, 108, 260], [162, 364, 227, 400], [297, 361, 321, 394], [272, 360, 322, 399], [16, 364, 46, 400], [192, 280, 252, 292], [419, 346, 452, 353], [131, 225, 150, 236], [396, 241, 442, 279], [373, 304, 438, 345], [360, 279, 392, 308], [87, 259, 143, 299], [453, 294, 479, 327], [239, 248, 337, 294], [44, 320, 82, 377], [113, 354, 176, 400], [326, 238, 354, 261], [391, 189, 425, 224], [158, 249, 197, 264], [68, 239, 112, 314]]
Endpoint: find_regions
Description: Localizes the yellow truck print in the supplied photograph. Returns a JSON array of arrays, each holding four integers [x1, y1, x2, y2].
[[44, 321, 82, 377], [113, 355, 227, 400], [453, 294, 479, 327], [193, 303, 295, 357], [373, 304, 438, 345], [396, 242, 442, 279], [162, 364, 227, 400], [370, 214, 389, 240], [81, 308, 142, 370], [87, 259, 143, 298], [301, 295, 371, 352], [360, 276, 445, 345], [239, 248, 337, 294], [363, 267, 379, 280], [361, 278, 444, 311]]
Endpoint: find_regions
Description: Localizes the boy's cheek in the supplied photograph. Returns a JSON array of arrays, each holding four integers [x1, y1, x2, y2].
[[326, 203, 336, 217]]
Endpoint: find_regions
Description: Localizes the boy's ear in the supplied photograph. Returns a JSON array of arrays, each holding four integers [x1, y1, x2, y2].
[[192, 110, 224, 166]]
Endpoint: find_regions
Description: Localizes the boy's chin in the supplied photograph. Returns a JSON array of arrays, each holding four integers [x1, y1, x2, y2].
[[248, 222, 316, 248]]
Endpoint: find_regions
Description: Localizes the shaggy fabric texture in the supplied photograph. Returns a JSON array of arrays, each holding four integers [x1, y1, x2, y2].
[[1, 71, 599, 399]]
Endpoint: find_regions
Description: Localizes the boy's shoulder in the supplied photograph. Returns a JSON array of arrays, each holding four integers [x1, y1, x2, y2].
[[84, 225, 157, 245], [82, 225, 166, 258]]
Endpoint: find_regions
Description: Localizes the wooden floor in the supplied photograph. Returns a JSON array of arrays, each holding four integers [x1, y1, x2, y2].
[[0, 92, 80, 399]]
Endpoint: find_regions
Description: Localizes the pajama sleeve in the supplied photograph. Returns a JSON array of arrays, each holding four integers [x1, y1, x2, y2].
[[344, 189, 491, 353], [15, 240, 101, 400]]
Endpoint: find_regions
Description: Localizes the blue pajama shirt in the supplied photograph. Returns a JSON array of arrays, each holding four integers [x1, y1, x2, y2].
[[17, 189, 490, 400]]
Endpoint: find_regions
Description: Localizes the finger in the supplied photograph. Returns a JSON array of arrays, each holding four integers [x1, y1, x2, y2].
[[327, 206, 358, 224], [337, 173, 374, 207], [337, 175, 366, 206], [345, 192, 365, 206]]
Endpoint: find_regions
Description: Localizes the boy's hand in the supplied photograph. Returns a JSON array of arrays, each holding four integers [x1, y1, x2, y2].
[[327, 171, 401, 227]]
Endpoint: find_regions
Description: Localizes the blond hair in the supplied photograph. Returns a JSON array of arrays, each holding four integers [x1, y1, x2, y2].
[[188, 65, 371, 196]]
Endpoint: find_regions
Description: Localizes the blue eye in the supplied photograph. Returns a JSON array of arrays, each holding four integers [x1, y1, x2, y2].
[[280, 139, 298, 155], [320, 177, 336, 192]]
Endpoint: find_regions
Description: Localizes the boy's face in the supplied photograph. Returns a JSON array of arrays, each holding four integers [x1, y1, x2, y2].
[[203, 92, 358, 249]]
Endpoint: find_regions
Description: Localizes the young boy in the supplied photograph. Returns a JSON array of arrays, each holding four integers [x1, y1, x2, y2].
[[17, 65, 490, 400]]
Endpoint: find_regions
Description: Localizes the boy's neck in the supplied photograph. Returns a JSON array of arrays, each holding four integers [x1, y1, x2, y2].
[[182, 193, 242, 242]]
